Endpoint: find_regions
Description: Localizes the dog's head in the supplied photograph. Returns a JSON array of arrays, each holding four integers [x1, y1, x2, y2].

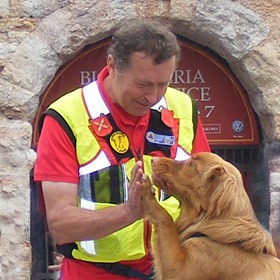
[[151, 152, 253, 218]]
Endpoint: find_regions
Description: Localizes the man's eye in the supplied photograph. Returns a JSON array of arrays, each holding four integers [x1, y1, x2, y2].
[[136, 82, 149, 88], [134, 81, 169, 89]]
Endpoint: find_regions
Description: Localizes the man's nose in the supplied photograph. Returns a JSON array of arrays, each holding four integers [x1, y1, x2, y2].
[[144, 85, 165, 104], [144, 91, 158, 104]]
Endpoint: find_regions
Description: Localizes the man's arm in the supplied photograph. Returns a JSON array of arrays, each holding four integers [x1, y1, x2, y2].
[[36, 116, 144, 244], [42, 161, 144, 245]]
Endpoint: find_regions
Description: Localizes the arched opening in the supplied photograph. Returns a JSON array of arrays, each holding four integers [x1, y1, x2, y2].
[[30, 36, 268, 279]]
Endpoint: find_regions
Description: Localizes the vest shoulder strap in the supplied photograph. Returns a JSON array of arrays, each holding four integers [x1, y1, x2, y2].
[[39, 108, 77, 147], [165, 87, 198, 140]]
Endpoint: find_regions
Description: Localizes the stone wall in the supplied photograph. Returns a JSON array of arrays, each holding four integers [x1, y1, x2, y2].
[[0, 0, 279, 279]]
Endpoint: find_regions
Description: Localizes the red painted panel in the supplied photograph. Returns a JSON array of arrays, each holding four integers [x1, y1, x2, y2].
[[175, 40, 259, 146]]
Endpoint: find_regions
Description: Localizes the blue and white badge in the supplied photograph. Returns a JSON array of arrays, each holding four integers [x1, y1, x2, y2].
[[146, 131, 175, 146]]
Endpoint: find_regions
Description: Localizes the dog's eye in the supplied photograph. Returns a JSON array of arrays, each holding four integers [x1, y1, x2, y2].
[[184, 158, 195, 168], [186, 161, 194, 167]]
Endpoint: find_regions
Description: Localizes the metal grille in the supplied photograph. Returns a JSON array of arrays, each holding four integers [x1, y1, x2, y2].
[[212, 146, 263, 194], [212, 145, 270, 229], [212, 146, 262, 169]]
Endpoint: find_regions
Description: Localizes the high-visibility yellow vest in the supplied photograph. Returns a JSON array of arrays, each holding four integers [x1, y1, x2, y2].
[[46, 81, 197, 263]]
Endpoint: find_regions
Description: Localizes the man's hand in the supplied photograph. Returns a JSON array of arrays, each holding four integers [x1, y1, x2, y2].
[[123, 161, 144, 222]]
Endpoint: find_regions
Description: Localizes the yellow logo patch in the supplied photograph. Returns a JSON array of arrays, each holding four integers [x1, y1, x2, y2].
[[109, 131, 129, 154]]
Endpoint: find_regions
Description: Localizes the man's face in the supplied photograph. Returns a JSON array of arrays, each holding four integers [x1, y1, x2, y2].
[[107, 52, 176, 116]]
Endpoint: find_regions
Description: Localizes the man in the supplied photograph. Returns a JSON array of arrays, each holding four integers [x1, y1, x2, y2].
[[34, 19, 210, 279]]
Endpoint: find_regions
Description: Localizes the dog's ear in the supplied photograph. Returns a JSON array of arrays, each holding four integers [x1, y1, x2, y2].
[[206, 165, 226, 181], [204, 165, 250, 219]]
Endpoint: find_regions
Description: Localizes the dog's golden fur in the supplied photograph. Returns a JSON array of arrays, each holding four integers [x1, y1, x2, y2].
[[141, 152, 280, 280]]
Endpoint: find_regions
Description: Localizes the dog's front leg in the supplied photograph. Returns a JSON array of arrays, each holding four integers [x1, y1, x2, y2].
[[141, 175, 186, 280]]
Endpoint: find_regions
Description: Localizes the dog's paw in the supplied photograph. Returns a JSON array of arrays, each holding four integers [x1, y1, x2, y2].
[[141, 174, 156, 205], [141, 174, 166, 222]]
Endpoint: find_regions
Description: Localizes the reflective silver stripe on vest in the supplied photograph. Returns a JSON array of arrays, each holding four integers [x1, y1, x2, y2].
[[80, 198, 97, 254], [79, 164, 128, 255], [175, 147, 191, 161], [83, 81, 110, 118], [79, 82, 111, 175]]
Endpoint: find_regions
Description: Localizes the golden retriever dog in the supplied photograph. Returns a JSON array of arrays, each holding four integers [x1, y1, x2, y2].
[[141, 152, 280, 280]]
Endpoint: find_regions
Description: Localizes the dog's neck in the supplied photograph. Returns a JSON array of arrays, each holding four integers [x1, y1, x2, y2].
[[175, 200, 206, 241]]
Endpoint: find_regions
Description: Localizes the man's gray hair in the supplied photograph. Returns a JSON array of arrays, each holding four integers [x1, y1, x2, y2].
[[107, 18, 180, 71]]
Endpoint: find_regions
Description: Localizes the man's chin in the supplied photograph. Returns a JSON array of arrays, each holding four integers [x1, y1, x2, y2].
[[128, 108, 149, 117]]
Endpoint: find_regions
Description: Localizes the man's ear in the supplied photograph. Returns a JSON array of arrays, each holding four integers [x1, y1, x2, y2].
[[107, 55, 117, 77]]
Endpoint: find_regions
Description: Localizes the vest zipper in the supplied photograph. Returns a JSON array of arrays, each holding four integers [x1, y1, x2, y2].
[[144, 220, 153, 257], [134, 148, 141, 161]]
